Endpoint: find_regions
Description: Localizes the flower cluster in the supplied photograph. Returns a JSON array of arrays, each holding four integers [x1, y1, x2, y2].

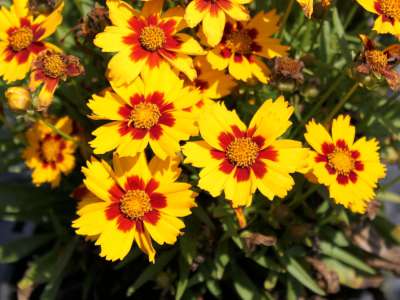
[[1, 0, 389, 265]]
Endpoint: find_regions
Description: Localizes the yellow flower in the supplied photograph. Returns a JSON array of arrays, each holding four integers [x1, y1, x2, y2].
[[185, 0, 252, 47], [94, 0, 204, 86], [206, 11, 289, 83], [0, 0, 63, 83], [183, 56, 237, 115], [297, 0, 314, 18], [5, 86, 31, 111], [88, 64, 200, 159], [356, 0, 400, 36], [72, 153, 197, 262], [23, 116, 77, 188], [182, 97, 309, 208], [304, 115, 386, 214]]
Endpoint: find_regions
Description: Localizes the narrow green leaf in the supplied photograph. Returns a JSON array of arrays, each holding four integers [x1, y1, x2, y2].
[[175, 257, 190, 300], [231, 262, 268, 300]]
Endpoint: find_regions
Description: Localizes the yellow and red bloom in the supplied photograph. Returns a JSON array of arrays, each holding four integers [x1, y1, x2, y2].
[[72, 153, 197, 262], [305, 115, 386, 214], [23, 116, 77, 188], [182, 97, 309, 208], [94, 0, 204, 86], [206, 11, 289, 83], [185, 0, 252, 47], [0, 0, 63, 83], [29, 49, 84, 111], [356, 0, 400, 36], [88, 64, 200, 159], [182, 56, 237, 114]]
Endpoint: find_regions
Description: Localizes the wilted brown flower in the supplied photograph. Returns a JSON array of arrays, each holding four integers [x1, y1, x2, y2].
[[355, 35, 400, 91], [76, 3, 111, 43], [29, 0, 63, 16], [271, 56, 304, 92]]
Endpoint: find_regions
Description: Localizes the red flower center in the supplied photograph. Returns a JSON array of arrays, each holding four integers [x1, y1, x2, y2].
[[128, 102, 161, 129], [120, 189, 152, 219], [40, 135, 63, 163], [139, 26, 166, 51], [42, 53, 67, 78], [328, 149, 355, 175], [226, 137, 259, 167], [226, 30, 253, 54], [9, 27, 33, 51], [365, 49, 388, 73], [379, 0, 400, 19]]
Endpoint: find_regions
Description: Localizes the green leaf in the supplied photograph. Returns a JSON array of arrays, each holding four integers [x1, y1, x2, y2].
[[175, 257, 190, 300], [0, 234, 53, 263], [282, 256, 326, 296], [127, 249, 177, 296], [206, 280, 222, 298], [319, 241, 375, 274], [231, 262, 268, 300], [377, 191, 400, 203]]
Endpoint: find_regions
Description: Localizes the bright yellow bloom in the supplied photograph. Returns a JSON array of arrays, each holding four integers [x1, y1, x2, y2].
[[72, 153, 197, 262], [185, 0, 252, 47], [356, 0, 400, 36], [23, 116, 77, 188], [0, 0, 63, 83], [94, 0, 204, 86], [182, 97, 309, 207], [88, 64, 200, 159], [183, 56, 237, 115], [296, 0, 313, 18], [304, 115, 386, 214], [206, 11, 289, 83], [5, 86, 31, 111]]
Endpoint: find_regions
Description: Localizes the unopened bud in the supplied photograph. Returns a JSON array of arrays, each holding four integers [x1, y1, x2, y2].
[[5, 87, 31, 111]]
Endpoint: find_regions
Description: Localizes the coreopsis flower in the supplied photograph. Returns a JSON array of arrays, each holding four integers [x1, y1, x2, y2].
[[206, 11, 289, 83], [72, 153, 197, 262], [5, 86, 31, 111], [182, 97, 309, 207], [184, 0, 252, 47], [183, 56, 237, 114], [304, 115, 386, 214], [88, 64, 200, 159], [0, 0, 63, 83], [355, 35, 400, 91], [271, 56, 304, 92], [296, 0, 331, 18], [94, 0, 204, 86], [29, 49, 84, 110], [23, 116, 77, 188], [356, 0, 400, 36]]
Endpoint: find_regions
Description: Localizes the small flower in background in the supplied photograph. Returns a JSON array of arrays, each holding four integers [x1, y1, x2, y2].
[[206, 11, 289, 83], [296, 0, 314, 18], [184, 0, 252, 47], [296, 0, 332, 18], [5, 86, 32, 111], [356, 0, 400, 36], [305, 115, 386, 214], [94, 0, 204, 86], [182, 97, 309, 207], [75, 3, 111, 43], [182, 56, 237, 115], [88, 64, 200, 159], [29, 49, 84, 111], [23, 116, 77, 188], [72, 153, 197, 262], [271, 56, 304, 92], [0, 0, 63, 83], [28, 0, 63, 16], [354, 35, 400, 91]]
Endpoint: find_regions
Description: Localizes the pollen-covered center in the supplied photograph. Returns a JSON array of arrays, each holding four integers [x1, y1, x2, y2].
[[129, 103, 161, 129], [120, 189, 152, 219], [328, 150, 355, 175], [379, 0, 400, 20], [41, 138, 60, 162], [226, 30, 253, 54], [139, 26, 166, 51], [9, 27, 33, 52], [226, 137, 259, 167], [365, 50, 388, 73], [42, 53, 67, 78]]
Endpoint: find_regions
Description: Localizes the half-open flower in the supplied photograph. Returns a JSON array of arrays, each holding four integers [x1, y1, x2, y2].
[[29, 49, 84, 111], [88, 64, 200, 159], [0, 0, 63, 82], [94, 0, 204, 86], [305, 115, 386, 214], [72, 153, 197, 262], [23, 116, 77, 187], [182, 97, 309, 207], [206, 11, 289, 83]]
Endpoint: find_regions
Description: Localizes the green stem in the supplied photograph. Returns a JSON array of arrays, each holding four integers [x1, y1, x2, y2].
[[323, 82, 359, 124], [41, 119, 76, 142], [289, 184, 319, 209], [279, 0, 295, 34], [381, 175, 400, 192]]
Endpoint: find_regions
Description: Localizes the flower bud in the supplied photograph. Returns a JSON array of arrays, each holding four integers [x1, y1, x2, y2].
[[5, 87, 31, 111]]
